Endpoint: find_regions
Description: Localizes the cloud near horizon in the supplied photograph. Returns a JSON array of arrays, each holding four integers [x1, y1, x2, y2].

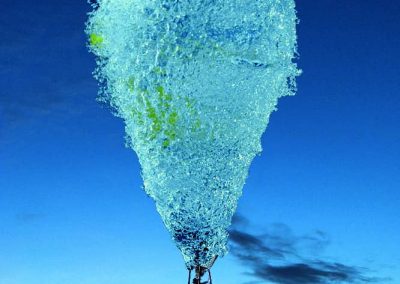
[[228, 214, 386, 284]]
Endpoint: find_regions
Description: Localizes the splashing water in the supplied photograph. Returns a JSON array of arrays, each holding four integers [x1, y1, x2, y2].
[[86, 0, 299, 269]]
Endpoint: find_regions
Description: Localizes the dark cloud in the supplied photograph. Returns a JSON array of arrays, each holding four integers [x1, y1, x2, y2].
[[228, 214, 386, 284], [251, 262, 374, 284]]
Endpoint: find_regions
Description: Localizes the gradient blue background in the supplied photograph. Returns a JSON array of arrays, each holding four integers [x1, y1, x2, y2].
[[1, 0, 399, 283]]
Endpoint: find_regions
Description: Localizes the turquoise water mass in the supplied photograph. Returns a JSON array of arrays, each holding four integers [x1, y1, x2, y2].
[[86, 0, 299, 269]]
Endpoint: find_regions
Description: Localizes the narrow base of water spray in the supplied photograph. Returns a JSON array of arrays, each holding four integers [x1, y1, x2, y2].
[[187, 255, 217, 284]]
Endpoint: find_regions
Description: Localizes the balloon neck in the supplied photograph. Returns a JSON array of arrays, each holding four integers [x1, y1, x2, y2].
[[188, 266, 212, 284], [187, 255, 217, 284]]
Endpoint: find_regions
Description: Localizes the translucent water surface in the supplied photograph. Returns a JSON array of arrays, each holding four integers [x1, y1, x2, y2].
[[86, 0, 299, 269]]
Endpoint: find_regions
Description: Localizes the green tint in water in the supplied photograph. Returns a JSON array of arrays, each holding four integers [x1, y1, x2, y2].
[[89, 33, 103, 47]]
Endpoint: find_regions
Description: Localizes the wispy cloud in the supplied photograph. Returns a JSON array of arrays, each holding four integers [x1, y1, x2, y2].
[[229, 214, 387, 284], [15, 212, 46, 224]]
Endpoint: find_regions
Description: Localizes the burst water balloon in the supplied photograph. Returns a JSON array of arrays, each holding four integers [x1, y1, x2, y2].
[[86, 0, 299, 270]]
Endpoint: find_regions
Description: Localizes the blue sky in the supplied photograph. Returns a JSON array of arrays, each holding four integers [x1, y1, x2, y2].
[[1, 0, 399, 283]]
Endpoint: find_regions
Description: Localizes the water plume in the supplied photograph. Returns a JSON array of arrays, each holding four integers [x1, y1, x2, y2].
[[86, 0, 299, 270]]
